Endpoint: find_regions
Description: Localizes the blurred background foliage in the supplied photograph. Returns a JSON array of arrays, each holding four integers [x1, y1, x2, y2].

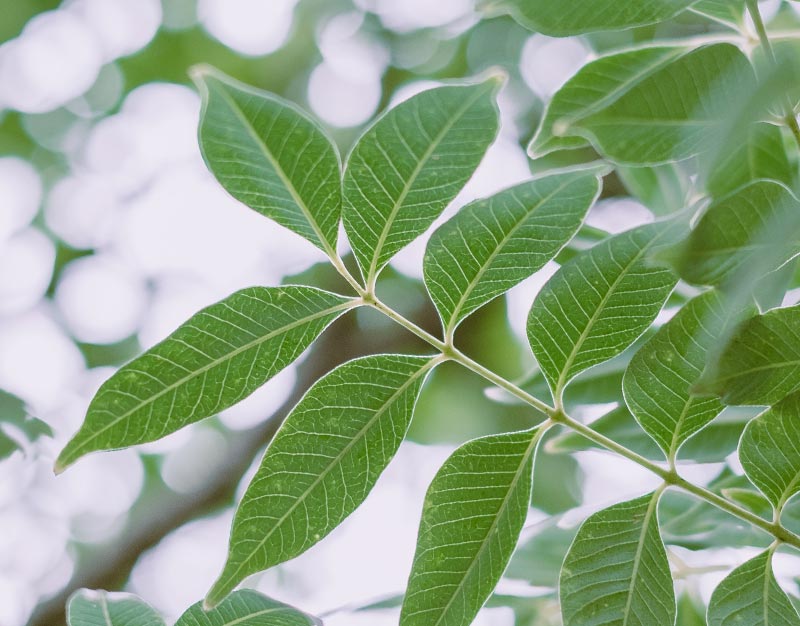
[[2, 1, 800, 625]]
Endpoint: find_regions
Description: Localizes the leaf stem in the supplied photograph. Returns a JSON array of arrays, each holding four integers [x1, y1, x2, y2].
[[746, 0, 800, 152], [365, 297, 800, 552]]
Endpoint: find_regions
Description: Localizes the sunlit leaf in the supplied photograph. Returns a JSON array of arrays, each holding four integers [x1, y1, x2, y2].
[[178, 589, 320, 625], [400, 427, 542, 626], [739, 392, 800, 510], [707, 550, 800, 625], [56, 287, 355, 472], [207, 354, 438, 607], [560, 491, 675, 626], [193, 67, 341, 253], [343, 78, 501, 285], [689, 0, 745, 28], [67, 589, 165, 626], [699, 304, 800, 406], [497, 0, 699, 36], [624, 290, 749, 458], [527, 220, 682, 400], [424, 170, 601, 334], [671, 181, 800, 288]]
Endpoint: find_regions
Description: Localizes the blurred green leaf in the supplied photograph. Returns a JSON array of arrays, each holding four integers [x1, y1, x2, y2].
[[497, 0, 699, 36]]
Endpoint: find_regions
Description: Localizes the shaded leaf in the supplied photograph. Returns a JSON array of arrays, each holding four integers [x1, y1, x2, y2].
[[689, 0, 744, 28], [707, 550, 800, 625], [740, 392, 800, 510], [672, 181, 800, 288], [506, 519, 578, 589], [699, 304, 800, 406], [570, 44, 755, 165], [560, 491, 675, 626], [56, 287, 355, 472], [527, 220, 682, 400], [179, 589, 320, 625], [400, 427, 542, 626], [343, 78, 501, 285], [67, 589, 165, 626], [193, 67, 341, 253], [624, 290, 746, 458], [617, 163, 690, 217], [705, 123, 793, 198], [207, 354, 438, 606], [424, 170, 601, 334], [497, 0, 698, 36], [529, 47, 688, 159], [0, 389, 51, 461]]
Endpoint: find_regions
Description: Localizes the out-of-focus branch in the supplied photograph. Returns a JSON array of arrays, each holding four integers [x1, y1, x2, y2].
[[28, 290, 441, 626]]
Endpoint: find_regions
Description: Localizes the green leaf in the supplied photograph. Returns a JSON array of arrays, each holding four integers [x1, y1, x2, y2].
[[497, 0, 699, 36], [178, 589, 320, 626], [56, 287, 354, 472], [529, 47, 688, 159], [699, 304, 800, 406], [740, 392, 800, 510], [689, 0, 745, 28], [617, 163, 690, 217], [707, 550, 800, 626], [623, 290, 747, 458], [192, 66, 341, 253], [343, 78, 501, 285], [207, 354, 438, 607], [705, 123, 793, 198], [67, 589, 165, 626], [424, 170, 601, 335], [0, 389, 51, 460], [560, 491, 675, 626], [506, 519, 578, 589], [672, 181, 800, 288], [527, 220, 682, 400], [400, 427, 543, 626], [569, 44, 755, 165]]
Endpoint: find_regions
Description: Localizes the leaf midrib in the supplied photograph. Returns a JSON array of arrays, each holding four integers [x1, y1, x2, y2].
[[621, 490, 662, 626], [424, 429, 540, 626], [214, 83, 337, 256], [61, 299, 355, 465], [445, 177, 582, 333], [215, 357, 437, 598], [364, 86, 491, 285]]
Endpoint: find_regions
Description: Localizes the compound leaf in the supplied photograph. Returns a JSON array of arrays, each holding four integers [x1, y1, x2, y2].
[[67, 589, 165, 626], [207, 354, 438, 607], [699, 304, 800, 406], [560, 491, 675, 626], [193, 67, 342, 253], [672, 181, 800, 288], [400, 427, 543, 626], [527, 220, 682, 400], [707, 550, 800, 626], [424, 170, 601, 335], [178, 590, 320, 626], [343, 79, 501, 285], [56, 287, 355, 472], [624, 290, 745, 458], [740, 392, 800, 510], [498, 0, 698, 36]]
